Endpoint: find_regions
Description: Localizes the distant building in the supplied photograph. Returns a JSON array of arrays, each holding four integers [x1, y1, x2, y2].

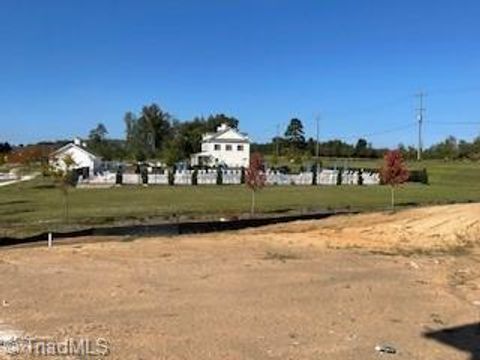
[[190, 124, 250, 168], [50, 138, 101, 177]]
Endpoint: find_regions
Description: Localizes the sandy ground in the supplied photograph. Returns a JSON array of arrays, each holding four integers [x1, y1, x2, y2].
[[0, 203, 479, 359]]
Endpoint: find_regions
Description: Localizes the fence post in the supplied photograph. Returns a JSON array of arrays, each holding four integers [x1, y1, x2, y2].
[[48, 232, 53, 248]]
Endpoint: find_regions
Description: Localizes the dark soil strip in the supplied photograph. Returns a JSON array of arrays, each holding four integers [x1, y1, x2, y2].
[[0, 210, 354, 248]]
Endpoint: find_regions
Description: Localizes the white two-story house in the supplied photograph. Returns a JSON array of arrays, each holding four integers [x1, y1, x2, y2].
[[190, 124, 250, 168]]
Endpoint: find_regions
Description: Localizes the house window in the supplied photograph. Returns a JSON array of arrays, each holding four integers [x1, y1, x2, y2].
[[237, 145, 244, 151], [226, 145, 232, 151], [214, 144, 221, 151]]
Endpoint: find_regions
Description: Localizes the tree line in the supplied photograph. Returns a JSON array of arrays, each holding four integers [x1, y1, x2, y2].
[[2, 103, 479, 164], [421, 135, 480, 160], [87, 104, 239, 165], [254, 118, 480, 162], [252, 117, 386, 162]]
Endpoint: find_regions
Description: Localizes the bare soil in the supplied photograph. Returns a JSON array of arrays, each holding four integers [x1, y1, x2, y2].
[[1, 203, 479, 359]]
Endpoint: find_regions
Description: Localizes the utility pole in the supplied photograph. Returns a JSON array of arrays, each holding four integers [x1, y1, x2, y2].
[[415, 92, 426, 161]]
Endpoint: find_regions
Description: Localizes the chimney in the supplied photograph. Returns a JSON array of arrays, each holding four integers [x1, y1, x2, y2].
[[217, 123, 229, 132], [73, 137, 81, 146]]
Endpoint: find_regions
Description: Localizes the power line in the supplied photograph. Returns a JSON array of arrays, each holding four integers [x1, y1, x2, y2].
[[325, 95, 413, 118], [322, 122, 417, 143], [426, 121, 480, 125], [427, 86, 480, 96]]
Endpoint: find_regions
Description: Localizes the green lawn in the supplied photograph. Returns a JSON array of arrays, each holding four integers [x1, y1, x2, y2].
[[0, 160, 479, 237]]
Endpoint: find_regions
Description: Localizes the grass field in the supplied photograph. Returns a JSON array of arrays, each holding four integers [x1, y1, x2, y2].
[[0, 159, 479, 237]]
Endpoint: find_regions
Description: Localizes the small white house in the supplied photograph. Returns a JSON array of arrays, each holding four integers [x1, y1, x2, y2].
[[50, 138, 101, 176], [191, 124, 250, 168]]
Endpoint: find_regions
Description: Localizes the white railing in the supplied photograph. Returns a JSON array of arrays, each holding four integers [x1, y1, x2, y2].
[[148, 172, 169, 185], [197, 170, 217, 185], [291, 172, 313, 185], [0, 173, 19, 182], [342, 170, 359, 185], [73, 168, 382, 187], [174, 170, 193, 185], [123, 173, 142, 185], [317, 169, 339, 186], [266, 171, 313, 185], [221, 169, 242, 184], [362, 171, 381, 185]]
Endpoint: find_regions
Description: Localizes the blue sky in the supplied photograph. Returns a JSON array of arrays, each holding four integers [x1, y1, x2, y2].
[[1, 0, 479, 147]]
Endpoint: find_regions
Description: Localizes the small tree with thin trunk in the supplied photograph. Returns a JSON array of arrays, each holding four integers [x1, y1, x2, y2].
[[245, 152, 266, 216], [380, 150, 409, 210], [51, 154, 77, 224]]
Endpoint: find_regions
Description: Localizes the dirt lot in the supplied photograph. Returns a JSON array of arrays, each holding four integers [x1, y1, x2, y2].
[[0, 203, 479, 359]]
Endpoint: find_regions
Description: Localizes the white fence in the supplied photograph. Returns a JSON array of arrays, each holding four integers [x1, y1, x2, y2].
[[291, 172, 313, 185], [148, 172, 169, 185], [0, 173, 18, 182], [342, 170, 359, 185], [82, 172, 116, 185], [317, 169, 339, 186], [174, 170, 193, 185], [197, 170, 217, 185], [266, 171, 288, 185], [266, 171, 313, 185], [123, 173, 142, 185], [362, 171, 381, 185], [222, 169, 242, 185], [74, 168, 382, 187]]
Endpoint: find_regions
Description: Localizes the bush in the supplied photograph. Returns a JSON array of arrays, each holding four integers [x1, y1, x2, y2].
[[168, 166, 175, 185], [408, 168, 429, 184], [141, 168, 148, 184], [192, 169, 198, 185], [337, 168, 343, 185]]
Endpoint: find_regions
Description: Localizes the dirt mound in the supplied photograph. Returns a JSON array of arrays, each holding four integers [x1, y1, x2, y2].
[[236, 203, 480, 254], [1, 203, 480, 359]]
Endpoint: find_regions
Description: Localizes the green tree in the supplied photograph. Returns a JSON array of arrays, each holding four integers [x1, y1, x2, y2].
[[140, 104, 172, 154], [0, 142, 11, 153], [284, 118, 306, 158], [161, 114, 241, 163], [354, 138, 368, 157], [426, 135, 458, 160], [89, 123, 108, 144], [285, 118, 305, 146], [205, 114, 239, 132], [124, 104, 173, 160], [88, 123, 108, 158]]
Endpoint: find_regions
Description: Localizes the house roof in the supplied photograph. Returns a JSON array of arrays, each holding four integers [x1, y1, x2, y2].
[[50, 143, 100, 159], [191, 152, 215, 159], [203, 126, 249, 143], [205, 138, 250, 144]]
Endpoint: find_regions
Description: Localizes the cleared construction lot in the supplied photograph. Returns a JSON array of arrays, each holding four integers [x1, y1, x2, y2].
[[0, 203, 479, 359]]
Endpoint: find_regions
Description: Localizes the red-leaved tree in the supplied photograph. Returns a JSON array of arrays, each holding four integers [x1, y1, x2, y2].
[[380, 150, 410, 210], [245, 152, 266, 216]]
